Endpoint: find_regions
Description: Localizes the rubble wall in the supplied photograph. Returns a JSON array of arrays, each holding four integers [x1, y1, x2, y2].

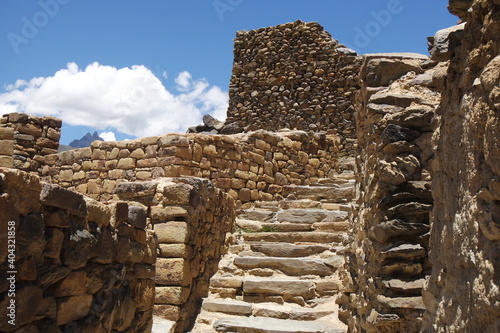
[[338, 52, 442, 333], [114, 177, 235, 333], [422, 0, 500, 331], [40, 130, 340, 205], [0, 113, 61, 172], [0, 168, 157, 332], [222, 20, 362, 156]]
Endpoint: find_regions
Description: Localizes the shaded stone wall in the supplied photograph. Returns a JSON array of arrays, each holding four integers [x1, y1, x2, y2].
[[0, 168, 156, 332], [338, 52, 442, 332], [422, 0, 500, 331], [222, 20, 362, 156], [114, 177, 235, 333], [0, 113, 61, 172], [41, 130, 340, 205]]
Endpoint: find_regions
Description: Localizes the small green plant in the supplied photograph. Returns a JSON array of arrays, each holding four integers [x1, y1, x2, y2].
[[261, 225, 280, 232]]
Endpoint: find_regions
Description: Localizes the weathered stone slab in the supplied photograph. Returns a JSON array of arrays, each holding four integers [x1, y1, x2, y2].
[[235, 257, 333, 276], [377, 295, 425, 310], [243, 232, 343, 244], [155, 258, 188, 286], [155, 287, 189, 305], [276, 209, 328, 223], [155, 222, 189, 244], [40, 183, 87, 217], [252, 302, 334, 321], [243, 279, 315, 298], [214, 316, 344, 333], [250, 243, 330, 257], [202, 299, 253, 315]]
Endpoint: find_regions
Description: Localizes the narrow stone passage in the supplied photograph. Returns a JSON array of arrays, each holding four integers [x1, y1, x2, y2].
[[189, 160, 355, 333]]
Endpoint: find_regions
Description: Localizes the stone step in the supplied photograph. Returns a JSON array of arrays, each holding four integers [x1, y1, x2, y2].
[[202, 298, 253, 316], [282, 183, 354, 203], [201, 298, 335, 321], [276, 209, 348, 223], [250, 243, 331, 257], [278, 199, 323, 210], [214, 317, 345, 333], [243, 278, 316, 300], [312, 222, 349, 232], [243, 232, 344, 244], [234, 257, 335, 277], [261, 222, 313, 232]]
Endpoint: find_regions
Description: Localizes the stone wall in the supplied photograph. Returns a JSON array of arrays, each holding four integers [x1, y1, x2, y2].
[[0, 168, 156, 332], [422, 0, 500, 331], [114, 177, 235, 333], [338, 52, 442, 332], [40, 130, 339, 205], [222, 20, 362, 156], [0, 113, 61, 172]]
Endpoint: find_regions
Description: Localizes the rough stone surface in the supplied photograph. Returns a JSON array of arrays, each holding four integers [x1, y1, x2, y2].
[[0, 169, 156, 332], [214, 317, 344, 333], [222, 21, 361, 156], [338, 52, 440, 333], [422, 1, 500, 332]]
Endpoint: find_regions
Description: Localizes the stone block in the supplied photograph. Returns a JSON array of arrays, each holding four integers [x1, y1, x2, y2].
[[155, 287, 189, 305], [54, 271, 87, 297], [202, 299, 253, 315], [40, 183, 87, 217], [128, 205, 147, 229], [156, 258, 189, 286], [243, 279, 315, 299], [56, 294, 93, 326], [84, 197, 111, 228], [0, 127, 14, 139], [161, 183, 192, 205], [234, 256, 334, 277], [0, 156, 14, 168], [159, 135, 190, 147], [154, 305, 181, 321], [159, 244, 190, 258], [0, 140, 13, 155], [117, 157, 135, 169], [151, 206, 188, 222], [92, 227, 117, 264], [44, 228, 64, 259]]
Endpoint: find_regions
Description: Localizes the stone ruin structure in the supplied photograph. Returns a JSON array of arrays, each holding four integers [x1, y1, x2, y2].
[[0, 0, 499, 332], [222, 21, 360, 157]]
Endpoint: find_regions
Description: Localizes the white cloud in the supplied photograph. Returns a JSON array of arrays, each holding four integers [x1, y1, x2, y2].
[[0, 62, 228, 138], [175, 71, 192, 91], [99, 131, 117, 141]]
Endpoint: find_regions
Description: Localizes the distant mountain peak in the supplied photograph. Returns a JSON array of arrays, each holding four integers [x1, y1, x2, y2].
[[69, 131, 104, 148]]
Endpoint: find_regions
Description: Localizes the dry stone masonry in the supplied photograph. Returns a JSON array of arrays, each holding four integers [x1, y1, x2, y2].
[[0, 113, 61, 172], [190, 163, 355, 333], [114, 177, 235, 333], [422, 0, 500, 331], [222, 20, 361, 156], [40, 130, 340, 206], [338, 52, 442, 333], [0, 168, 156, 332]]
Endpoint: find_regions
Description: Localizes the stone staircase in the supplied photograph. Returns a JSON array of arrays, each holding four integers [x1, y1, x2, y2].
[[189, 168, 355, 333]]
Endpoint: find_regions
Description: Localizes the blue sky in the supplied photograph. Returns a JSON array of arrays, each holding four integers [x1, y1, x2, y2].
[[0, 0, 457, 145]]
